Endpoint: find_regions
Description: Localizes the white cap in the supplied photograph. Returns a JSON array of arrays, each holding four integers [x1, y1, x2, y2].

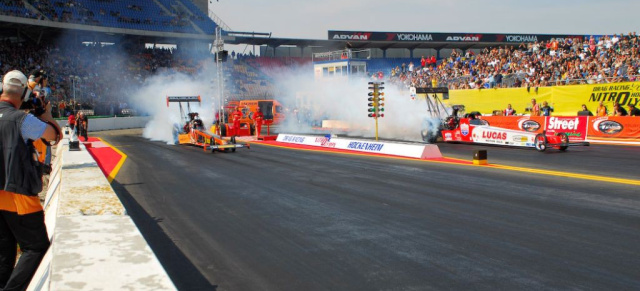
[[2, 70, 27, 88]]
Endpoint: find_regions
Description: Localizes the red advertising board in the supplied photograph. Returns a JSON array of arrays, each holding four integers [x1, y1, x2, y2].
[[481, 116, 640, 143], [587, 116, 640, 142], [544, 116, 588, 141], [480, 116, 545, 133]]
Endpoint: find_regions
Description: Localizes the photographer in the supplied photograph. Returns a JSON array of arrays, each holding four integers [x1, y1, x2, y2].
[[76, 111, 88, 141], [0, 70, 60, 290]]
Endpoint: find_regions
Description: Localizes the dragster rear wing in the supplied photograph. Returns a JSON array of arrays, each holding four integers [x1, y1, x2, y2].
[[166, 95, 201, 107]]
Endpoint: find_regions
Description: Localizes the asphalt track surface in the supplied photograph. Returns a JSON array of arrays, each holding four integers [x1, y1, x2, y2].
[[95, 129, 640, 291]]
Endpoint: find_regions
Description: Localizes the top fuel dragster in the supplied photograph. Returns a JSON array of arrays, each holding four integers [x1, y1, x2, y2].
[[438, 111, 590, 152], [417, 87, 589, 152], [167, 96, 249, 153]]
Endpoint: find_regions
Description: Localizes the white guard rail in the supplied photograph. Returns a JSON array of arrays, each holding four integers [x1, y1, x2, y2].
[[276, 133, 443, 159], [56, 116, 150, 132], [27, 132, 176, 290]]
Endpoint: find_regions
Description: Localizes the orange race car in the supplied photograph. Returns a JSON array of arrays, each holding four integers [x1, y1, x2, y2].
[[167, 96, 249, 153]]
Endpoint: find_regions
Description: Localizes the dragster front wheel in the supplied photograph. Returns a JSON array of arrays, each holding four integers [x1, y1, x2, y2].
[[534, 133, 547, 152]]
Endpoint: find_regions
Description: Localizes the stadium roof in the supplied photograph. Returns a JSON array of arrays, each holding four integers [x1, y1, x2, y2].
[[223, 30, 587, 51], [0, 16, 213, 44], [226, 34, 518, 50], [0, 16, 587, 52]]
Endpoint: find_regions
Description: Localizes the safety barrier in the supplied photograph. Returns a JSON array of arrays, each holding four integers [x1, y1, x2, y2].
[[56, 116, 150, 132], [276, 134, 442, 159], [27, 133, 176, 290]]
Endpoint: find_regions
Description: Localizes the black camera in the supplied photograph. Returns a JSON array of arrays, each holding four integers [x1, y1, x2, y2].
[[20, 70, 49, 117]]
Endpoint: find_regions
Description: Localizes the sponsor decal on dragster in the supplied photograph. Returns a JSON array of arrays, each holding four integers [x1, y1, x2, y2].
[[512, 135, 530, 143], [473, 128, 534, 146], [347, 141, 384, 152], [282, 135, 306, 143], [473, 129, 506, 145], [460, 123, 470, 136], [545, 116, 588, 141], [444, 132, 453, 141], [592, 118, 624, 135]]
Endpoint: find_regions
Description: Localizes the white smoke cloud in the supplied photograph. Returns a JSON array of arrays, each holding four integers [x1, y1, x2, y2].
[[270, 66, 440, 142], [131, 62, 221, 144], [132, 60, 447, 144]]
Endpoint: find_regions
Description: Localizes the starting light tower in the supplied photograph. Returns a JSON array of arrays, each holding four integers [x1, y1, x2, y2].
[[367, 81, 385, 140]]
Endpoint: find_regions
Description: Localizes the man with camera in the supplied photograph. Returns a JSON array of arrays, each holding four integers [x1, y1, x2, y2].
[[0, 70, 60, 291]]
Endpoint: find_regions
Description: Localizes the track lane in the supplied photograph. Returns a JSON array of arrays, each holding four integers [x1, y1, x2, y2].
[[95, 130, 640, 291]]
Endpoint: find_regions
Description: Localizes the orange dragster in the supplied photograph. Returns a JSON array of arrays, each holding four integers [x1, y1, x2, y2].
[[167, 96, 249, 153]]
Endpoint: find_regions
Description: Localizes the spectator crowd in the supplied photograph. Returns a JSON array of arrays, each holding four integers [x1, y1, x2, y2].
[[1, 28, 639, 120], [0, 40, 214, 117], [389, 33, 640, 90], [0, 0, 214, 33], [0, 38, 288, 118]]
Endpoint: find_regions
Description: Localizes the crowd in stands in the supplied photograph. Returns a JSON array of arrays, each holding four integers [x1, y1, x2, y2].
[[0, 0, 45, 19], [0, 38, 289, 117], [388, 33, 640, 90], [0, 0, 215, 34]]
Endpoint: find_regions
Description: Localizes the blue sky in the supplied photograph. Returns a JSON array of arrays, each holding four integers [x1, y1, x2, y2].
[[209, 0, 639, 39]]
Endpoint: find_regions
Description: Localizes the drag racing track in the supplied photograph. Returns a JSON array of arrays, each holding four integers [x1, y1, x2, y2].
[[96, 129, 640, 291]]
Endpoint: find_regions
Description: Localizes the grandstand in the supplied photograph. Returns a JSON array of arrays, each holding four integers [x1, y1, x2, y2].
[[0, 0, 638, 116], [0, 0, 217, 34], [1, 2, 640, 289]]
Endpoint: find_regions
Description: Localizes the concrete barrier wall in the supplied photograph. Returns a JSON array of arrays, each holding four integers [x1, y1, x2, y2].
[[56, 116, 150, 132], [28, 135, 176, 290], [276, 133, 443, 159]]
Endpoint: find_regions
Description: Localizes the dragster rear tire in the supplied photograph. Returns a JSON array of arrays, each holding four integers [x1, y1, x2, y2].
[[220, 125, 227, 137], [558, 133, 569, 151], [535, 133, 547, 152], [421, 129, 439, 144]]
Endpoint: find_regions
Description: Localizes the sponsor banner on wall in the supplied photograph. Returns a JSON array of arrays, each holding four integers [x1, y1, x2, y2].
[[480, 116, 545, 133], [544, 116, 588, 141], [587, 116, 640, 143], [445, 82, 640, 116], [554, 82, 640, 112], [477, 116, 640, 144], [328, 31, 583, 43], [277, 134, 335, 147], [276, 134, 442, 159]]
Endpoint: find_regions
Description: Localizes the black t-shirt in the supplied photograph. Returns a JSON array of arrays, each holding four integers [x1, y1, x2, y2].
[[629, 107, 640, 116], [616, 106, 629, 116]]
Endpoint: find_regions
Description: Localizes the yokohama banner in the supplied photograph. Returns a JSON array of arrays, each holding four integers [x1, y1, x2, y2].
[[328, 31, 583, 43]]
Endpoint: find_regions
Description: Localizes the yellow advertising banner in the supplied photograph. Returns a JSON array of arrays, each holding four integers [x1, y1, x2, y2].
[[444, 82, 640, 116]]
